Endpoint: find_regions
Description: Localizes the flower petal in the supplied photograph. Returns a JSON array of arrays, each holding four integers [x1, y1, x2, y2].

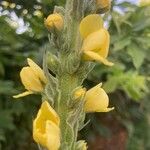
[[13, 91, 33, 98], [46, 120, 60, 150], [83, 51, 114, 66], [82, 28, 110, 58], [20, 67, 44, 92], [98, 28, 110, 58], [98, 107, 114, 112], [27, 58, 47, 84], [33, 121, 46, 147], [34, 101, 60, 134], [79, 14, 103, 39]]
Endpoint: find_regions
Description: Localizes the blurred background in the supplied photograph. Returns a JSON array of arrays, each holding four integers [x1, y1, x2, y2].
[[0, 0, 149, 150]]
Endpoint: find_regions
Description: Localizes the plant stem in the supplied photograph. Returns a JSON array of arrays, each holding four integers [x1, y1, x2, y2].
[[58, 72, 79, 149]]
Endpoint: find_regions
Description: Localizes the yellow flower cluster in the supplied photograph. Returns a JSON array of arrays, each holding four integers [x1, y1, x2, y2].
[[80, 14, 113, 66], [13, 58, 47, 98]]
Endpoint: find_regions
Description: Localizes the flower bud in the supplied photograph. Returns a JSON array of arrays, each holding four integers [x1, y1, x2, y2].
[[44, 13, 63, 31], [96, 0, 111, 14], [74, 88, 86, 100]]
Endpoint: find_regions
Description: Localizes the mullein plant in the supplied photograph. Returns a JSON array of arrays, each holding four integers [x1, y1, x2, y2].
[[13, 0, 114, 149]]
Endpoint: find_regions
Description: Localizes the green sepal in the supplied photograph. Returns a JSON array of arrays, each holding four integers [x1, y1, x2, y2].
[[47, 51, 60, 75]]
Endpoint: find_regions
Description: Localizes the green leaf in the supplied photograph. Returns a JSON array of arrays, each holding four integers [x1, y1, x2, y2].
[[113, 37, 131, 51], [103, 76, 119, 93], [127, 44, 145, 69], [133, 17, 150, 31], [0, 110, 15, 130]]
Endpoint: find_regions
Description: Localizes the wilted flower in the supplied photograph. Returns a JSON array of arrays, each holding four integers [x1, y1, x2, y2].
[[13, 58, 47, 98], [44, 13, 63, 31], [80, 14, 113, 66], [33, 101, 60, 150]]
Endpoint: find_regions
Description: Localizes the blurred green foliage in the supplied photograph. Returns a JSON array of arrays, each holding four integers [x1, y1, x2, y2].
[[0, 0, 149, 150]]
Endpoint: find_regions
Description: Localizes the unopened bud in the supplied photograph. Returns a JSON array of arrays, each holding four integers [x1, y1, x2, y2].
[[44, 13, 63, 31], [96, 0, 111, 14]]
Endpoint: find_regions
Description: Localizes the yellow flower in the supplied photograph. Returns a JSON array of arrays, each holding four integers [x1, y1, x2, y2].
[[84, 83, 114, 113], [33, 101, 60, 150], [44, 13, 63, 31], [139, 0, 150, 6], [80, 14, 113, 66], [13, 58, 47, 98]]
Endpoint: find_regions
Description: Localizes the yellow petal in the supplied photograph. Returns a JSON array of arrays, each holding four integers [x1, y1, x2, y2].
[[83, 51, 114, 66], [27, 58, 47, 84], [99, 28, 110, 58], [84, 84, 114, 112], [20, 67, 44, 92], [33, 101, 60, 150], [34, 101, 59, 134], [40, 101, 60, 126], [82, 28, 110, 58], [98, 107, 114, 112], [46, 120, 60, 150], [13, 91, 33, 98], [79, 14, 103, 39], [33, 122, 46, 147], [44, 13, 63, 31]]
